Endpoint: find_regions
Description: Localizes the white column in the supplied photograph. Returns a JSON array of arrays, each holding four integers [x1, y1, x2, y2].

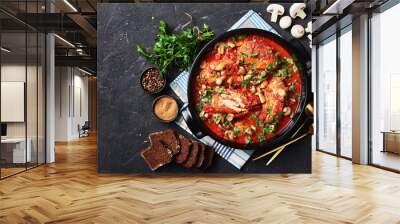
[[46, 1, 55, 163], [352, 14, 369, 164]]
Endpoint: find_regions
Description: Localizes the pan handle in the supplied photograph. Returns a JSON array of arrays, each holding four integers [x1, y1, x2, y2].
[[181, 104, 205, 139]]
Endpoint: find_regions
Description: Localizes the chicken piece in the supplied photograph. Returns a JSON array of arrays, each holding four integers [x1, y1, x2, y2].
[[199, 69, 216, 85], [263, 77, 288, 122], [207, 90, 247, 114], [203, 89, 260, 114]]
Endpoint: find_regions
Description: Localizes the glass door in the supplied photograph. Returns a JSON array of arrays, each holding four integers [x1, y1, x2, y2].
[[1, 30, 28, 178], [0, 1, 46, 179]]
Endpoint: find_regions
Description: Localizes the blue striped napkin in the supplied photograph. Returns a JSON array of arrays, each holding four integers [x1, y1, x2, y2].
[[170, 10, 281, 169]]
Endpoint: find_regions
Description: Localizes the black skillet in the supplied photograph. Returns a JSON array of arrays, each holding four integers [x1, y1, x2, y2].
[[182, 28, 309, 151]]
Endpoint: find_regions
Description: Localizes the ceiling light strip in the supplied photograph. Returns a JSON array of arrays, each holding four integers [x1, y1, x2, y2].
[[63, 0, 78, 12], [1, 47, 11, 53], [78, 67, 93, 76], [54, 34, 75, 48]]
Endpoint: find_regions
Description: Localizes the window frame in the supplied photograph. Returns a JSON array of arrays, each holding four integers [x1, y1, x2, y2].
[[315, 24, 353, 160]]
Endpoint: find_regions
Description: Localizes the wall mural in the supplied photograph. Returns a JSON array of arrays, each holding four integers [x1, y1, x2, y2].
[[97, 3, 313, 174]]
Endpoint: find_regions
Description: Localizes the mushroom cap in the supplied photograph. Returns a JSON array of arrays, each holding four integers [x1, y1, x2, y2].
[[279, 16, 292, 29], [267, 4, 285, 14], [291, 24, 305, 38], [289, 3, 306, 18]]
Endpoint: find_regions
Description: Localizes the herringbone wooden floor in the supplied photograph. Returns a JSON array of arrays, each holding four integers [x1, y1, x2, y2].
[[1, 135, 400, 224]]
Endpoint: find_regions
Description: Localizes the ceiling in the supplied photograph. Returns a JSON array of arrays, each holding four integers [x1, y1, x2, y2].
[[1, 0, 393, 73], [0, 0, 98, 73]]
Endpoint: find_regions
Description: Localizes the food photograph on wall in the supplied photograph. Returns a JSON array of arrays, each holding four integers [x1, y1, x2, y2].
[[98, 2, 313, 174]]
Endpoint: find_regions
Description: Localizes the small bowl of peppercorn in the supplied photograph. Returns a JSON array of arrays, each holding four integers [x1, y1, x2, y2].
[[140, 67, 166, 94]]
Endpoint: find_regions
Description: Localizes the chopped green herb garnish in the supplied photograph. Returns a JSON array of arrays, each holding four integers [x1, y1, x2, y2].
[[201, 95, 212, 103], [263, 123, 276, 134], [241, 78, 251, 89], [223, 120, 231, 127], [267, 63, 274, 72], [256, 118, 264, 127], [238, 34, 247, 39], [206, 87, 214, 95], [245, 136, 253, 144], [251, 52, 259, 57], [285, 57, 294, 65], [289, 83, 296, 92], [195, 103, 203, 112], [241, 52, 248, 58], [257, 133, 265, 142], [266, 106, 272, 115], [215, 86, 225, 94], [233, 127, 241, 136]]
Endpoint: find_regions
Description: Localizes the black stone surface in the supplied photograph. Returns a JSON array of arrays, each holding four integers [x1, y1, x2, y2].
[[98, 3, 312, 173]]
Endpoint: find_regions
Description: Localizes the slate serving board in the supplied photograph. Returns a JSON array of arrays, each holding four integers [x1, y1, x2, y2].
[[97, 3, 312, 173]]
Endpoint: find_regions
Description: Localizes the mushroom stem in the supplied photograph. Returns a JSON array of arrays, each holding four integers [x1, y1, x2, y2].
[[271, 12, 279, 23], [297, 10, 307, 19]]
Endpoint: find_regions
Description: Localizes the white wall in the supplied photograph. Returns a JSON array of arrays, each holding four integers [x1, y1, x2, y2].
[[55, 66, 89, 141], [1, 63, 46, 163]]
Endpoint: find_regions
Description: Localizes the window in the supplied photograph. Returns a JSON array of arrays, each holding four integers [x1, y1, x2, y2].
[[317, 36, 337, 154], [339, 28, 352, 158], [370, 3, 400, 171]]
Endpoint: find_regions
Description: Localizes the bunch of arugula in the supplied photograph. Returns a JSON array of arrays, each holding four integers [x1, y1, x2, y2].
[[136, 20, 214, 77]]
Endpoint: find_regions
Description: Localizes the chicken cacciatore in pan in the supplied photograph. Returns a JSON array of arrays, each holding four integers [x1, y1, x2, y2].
[[185, 28, 308, 150]]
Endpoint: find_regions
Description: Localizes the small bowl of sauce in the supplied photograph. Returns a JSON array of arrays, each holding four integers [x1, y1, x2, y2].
[[152, 95, 179, 122]]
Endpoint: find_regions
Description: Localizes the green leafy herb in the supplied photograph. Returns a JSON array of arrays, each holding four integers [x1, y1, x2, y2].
[[195, 103, 203, 112], [241, 78, 251, 89], [289, 83, 296, 92], [284, 57, 293, 65], [136, 21, 214, 77], [251, 52, 259, 58], [233, 127, 241, 136], [241, 52, 248, 58], [223, 119, 231, 127], [256, 118, 264, 127], [263, 125, 274, 134], [238, 34, 247, 39], [245, 136, 253, 144], [201, 95, 212, 103], [257, 133, 265, 142]]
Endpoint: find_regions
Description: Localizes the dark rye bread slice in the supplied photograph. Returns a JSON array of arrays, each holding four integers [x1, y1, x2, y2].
[[175, 135, 192, 164], [182, 140, 199, 168], [141, 146, 173, 171], [200, 147, 215, 170], [195, 143, 206, 168], [149, 129, 180, 155]]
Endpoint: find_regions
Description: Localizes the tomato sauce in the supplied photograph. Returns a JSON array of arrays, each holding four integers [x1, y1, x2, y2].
[[193, 34, 302, 144]]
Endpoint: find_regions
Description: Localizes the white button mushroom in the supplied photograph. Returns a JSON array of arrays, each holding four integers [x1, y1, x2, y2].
[[266, 4, 285, 23], [289, 3, 307, 19], [305, 21, 312, 33], [291, 24, 305, 39], [279, 16, 292, 29]]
